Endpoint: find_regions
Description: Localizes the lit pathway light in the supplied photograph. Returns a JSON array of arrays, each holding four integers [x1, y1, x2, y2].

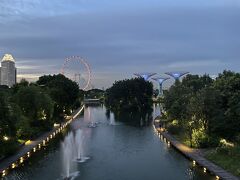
[[20, 157, 24, 164], [193, 160, 196, 166], [2, 170, 6, 177], [204, 167, 207, 173], [11, 163, 16, 169]]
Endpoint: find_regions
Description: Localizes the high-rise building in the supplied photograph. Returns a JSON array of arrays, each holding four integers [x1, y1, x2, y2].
[[0, 54, 17, 87]]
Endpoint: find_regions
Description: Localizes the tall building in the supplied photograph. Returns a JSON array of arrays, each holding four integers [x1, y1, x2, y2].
[[0, 54, 17, 87]]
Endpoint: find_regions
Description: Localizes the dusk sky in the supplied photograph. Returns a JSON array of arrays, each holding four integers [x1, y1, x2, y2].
[[0, 0, 240, 88]]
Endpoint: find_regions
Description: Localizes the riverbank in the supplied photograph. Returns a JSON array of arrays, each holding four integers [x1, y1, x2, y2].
[[0, 106, 84, 178], [153, 118, 239, 180]]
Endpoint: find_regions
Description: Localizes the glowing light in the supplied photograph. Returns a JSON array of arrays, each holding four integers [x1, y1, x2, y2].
[[20, 157, 24, 163], [50, 135, 53, 139], [38, 144, 41, 149], [167, 141, 171, 147], [165, 71, 189, 80], [216, 176, 220, 180], [2, 54, 15, 62], [3, 136, 9, 141], [54, 123, 60, 127], [43, 140, 46, 146], [2, 170, 6, 177], [220, 139, 234, 147], [203, 167, 207, 173], [11, 163, 16, 169], [193, 160, 196, 166], [33, 147, 36, 152], [46, 137, 49, 142], [25, 140, 32, 145], [27, 152, 30, 157]]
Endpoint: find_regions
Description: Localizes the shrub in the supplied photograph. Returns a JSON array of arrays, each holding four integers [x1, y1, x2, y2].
[[167, 123, 180, 135]]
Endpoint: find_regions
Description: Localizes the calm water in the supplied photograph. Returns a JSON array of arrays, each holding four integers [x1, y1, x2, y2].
[[6, 105, 214, 180]]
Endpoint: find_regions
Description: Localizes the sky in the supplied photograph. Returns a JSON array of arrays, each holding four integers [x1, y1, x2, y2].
[[0, 0, 240, 88]]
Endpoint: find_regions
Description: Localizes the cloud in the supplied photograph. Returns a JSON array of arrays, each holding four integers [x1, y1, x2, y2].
[[166, 59, 226, 69], [0, 1, 240, 88]]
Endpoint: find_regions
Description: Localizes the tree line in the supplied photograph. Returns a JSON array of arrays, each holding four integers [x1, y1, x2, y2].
[[105, 78, 153, 126], [164, 70, 240, 148], [0, 74, 82, 157]]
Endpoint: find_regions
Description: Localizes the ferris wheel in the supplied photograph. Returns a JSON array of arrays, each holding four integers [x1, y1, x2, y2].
[[61, 56, 92, 90]]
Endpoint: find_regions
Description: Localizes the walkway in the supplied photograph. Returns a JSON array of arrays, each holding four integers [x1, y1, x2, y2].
[[0, 106, 84, 177], [154, 118, 239, 180]]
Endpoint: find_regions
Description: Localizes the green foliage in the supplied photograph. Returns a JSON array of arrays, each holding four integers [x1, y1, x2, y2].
[[164, 71, 240, 148], [206, 146, 240, 176], [105, 78, 153, 111], [0, 74, 81, 157], [0, 139, 19, 156], [37, 74, 81, 121], [167, 123, 181, 135], [105, 78, 153, 125]]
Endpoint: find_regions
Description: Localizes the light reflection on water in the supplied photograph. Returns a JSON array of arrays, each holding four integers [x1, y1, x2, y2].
[[5, 105, 215, 180]]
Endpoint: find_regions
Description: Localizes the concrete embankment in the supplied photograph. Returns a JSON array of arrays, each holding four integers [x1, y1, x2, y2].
[[0, 106, 84, 178], [153, 119, 239, 180]]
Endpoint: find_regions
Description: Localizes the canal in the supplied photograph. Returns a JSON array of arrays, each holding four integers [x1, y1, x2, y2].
[[5, 104, 214, 180]]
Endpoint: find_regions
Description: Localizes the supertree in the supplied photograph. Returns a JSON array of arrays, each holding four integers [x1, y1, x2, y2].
[[134, 72, 156, 81], [152, 77, 170, 96], [165, 71, 189, 81]]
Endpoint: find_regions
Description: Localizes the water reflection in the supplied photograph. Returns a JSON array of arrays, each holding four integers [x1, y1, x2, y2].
[[5, 105, 214, 180], [106, 105, 153, 127]]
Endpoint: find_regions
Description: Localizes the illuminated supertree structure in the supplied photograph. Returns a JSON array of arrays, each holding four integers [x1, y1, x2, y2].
[[134, 73, 156, 81], [165, 71, 189, 81], [152, 77, 170, 96]]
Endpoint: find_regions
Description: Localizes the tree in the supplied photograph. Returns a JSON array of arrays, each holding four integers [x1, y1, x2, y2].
[[14, 86, 54, 137], [105, 78, 153, 111], [37, 74, 81, 121], [105, 78, 153, 125], [213, 71, 240, 141], [0, 92, 12, 137]]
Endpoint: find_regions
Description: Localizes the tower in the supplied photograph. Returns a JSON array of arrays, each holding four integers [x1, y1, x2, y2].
[[134, 73, 156, 81], [152, 77, 170, 96], [0, 54, 17, 87], [165, 71, 189, 81]]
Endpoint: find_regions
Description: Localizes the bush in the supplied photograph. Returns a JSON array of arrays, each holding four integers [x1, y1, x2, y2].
[[0, 140, 19, 156], [167, 123, 181, 135]]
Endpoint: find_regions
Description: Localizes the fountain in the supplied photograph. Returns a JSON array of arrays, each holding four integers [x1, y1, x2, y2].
[[75, 129, 90, 163], [61, 132, 78, 180], [61, 129, 90, 179]]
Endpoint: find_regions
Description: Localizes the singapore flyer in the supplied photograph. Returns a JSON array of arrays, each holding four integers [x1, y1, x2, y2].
[[61, 56, 92, 90]]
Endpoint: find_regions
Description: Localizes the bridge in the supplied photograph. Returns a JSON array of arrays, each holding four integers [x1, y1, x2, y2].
[[83, 98, 101, 104]]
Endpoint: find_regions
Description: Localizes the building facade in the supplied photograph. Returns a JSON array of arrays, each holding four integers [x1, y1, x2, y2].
[[0, 54, 17, 87]]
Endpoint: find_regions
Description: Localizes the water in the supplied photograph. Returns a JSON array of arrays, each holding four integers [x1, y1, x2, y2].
[[5, 105, 215, 180]]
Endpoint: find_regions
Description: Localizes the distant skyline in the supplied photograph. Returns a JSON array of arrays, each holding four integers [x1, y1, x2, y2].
[[0, 0, 240, 88]]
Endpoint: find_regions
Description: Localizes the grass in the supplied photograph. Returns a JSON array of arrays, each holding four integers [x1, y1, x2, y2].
[[165, 121, 240, 177], [205, 146, 240, 177]]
